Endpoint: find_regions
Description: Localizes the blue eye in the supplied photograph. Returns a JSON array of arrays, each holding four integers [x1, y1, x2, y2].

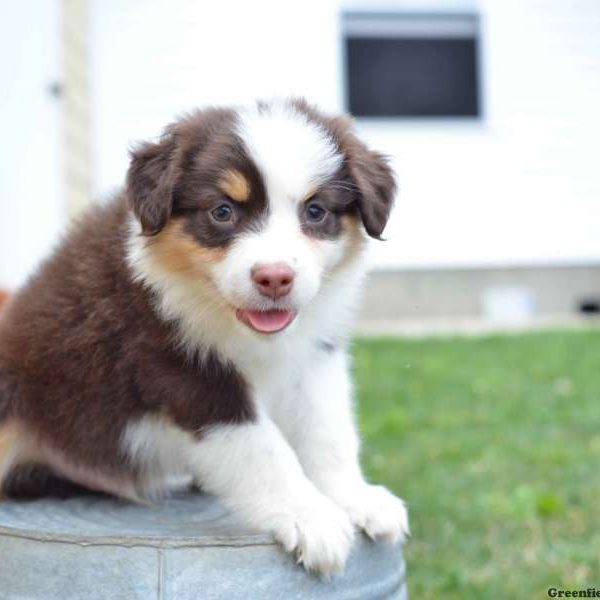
[[211, 204, 233, 222], [306, 202, 327, 223]]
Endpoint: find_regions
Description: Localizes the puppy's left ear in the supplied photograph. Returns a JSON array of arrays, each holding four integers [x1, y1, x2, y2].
[[334, 117, 396, 239], [126, 131, 179, 236], [349, 143, 396, 239]]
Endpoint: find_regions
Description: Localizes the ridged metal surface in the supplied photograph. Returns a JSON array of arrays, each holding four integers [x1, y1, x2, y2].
[[0, 493, 407, 599]]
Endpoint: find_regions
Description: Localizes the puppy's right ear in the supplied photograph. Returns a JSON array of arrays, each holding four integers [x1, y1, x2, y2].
[[126, 133, 178, 236]]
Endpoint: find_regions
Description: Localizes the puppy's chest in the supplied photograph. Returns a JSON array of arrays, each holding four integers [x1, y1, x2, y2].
[[236, 351, 310, 418]]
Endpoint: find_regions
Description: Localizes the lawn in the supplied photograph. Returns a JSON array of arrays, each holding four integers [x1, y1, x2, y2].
[[354, 329, 600, 598]]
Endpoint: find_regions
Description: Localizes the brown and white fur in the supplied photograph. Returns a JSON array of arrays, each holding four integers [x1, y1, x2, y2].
[[0, 99, 408, 574]]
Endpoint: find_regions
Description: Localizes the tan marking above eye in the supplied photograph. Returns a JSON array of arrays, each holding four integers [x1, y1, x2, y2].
[[219, 170, 250, 203]]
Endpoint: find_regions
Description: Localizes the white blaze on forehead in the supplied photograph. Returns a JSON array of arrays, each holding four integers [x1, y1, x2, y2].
[[237, 103, 342, 202]]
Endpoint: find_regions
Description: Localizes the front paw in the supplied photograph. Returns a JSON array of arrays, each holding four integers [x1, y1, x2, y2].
[[334, 484, 409, 544], [268, 494, 355, 576]]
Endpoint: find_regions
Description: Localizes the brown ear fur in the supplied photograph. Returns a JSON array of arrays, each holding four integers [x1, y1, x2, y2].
[[335, 117, 396, 239], [290, 99, 397, 239], [348, 144, 396, 239], [126, 131, 179, 236]]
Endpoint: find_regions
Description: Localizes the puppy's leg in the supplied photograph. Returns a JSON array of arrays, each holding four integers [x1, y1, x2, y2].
[[0, 420, 27, 497], [0, 421, 80, 500], [283, 348, 409, 544], [189, 413, 354, 575]]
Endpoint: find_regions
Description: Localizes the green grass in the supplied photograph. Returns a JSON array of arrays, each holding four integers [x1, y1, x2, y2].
[[354, 329, 600, 598]]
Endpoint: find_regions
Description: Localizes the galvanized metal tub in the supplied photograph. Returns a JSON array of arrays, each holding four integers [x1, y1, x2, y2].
[[0, 493, 407, 599]]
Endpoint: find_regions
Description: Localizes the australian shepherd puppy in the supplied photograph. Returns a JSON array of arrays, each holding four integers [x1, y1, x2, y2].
[[0, 99, 408, 574]]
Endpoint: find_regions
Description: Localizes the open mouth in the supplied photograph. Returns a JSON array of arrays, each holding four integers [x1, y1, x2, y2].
[[235, 308, 297, 334]]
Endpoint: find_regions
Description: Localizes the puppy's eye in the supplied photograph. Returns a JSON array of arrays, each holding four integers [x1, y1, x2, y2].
[[305, 202, 327, 223], [210, 203, 233, 223]]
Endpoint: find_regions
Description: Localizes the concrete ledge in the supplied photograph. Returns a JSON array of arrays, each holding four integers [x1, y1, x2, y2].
[[360, 264, 600, 321], [0, 493, 407, 599]]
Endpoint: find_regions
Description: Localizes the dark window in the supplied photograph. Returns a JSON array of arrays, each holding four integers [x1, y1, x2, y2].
[[343, 13, 481, 118]]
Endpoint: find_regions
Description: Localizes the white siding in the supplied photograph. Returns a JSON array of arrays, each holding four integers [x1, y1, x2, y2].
[[0, 0, 63, 288], [1, 0, 599, 289], [90, 0, 600, 270], [363, 0, 600, 268], [89, 0, 342, 200]]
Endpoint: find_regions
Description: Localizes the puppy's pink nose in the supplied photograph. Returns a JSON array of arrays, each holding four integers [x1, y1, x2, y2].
[[251, 263, 295, 299]]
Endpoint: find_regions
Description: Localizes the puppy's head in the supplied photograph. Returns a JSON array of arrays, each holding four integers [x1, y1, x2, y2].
[[127, 100, 395, 335]]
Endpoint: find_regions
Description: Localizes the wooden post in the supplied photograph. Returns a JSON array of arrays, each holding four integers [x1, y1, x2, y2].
[[62, 0, 92, 219]]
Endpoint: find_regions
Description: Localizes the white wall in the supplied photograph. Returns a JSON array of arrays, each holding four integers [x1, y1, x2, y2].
[[1, 0, 599, 289], [362, 0, 600, 269], [90, 0, 600, 270], [0, 0, 63, 289], [89, 0, 342, 198]]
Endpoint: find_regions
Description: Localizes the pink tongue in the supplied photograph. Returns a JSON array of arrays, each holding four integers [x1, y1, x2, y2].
[[243, 309, 294, 333]]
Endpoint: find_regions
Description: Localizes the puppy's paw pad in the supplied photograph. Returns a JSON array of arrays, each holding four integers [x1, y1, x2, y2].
[[343, 484, 409, 544], [271, 497, 354, 576]]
